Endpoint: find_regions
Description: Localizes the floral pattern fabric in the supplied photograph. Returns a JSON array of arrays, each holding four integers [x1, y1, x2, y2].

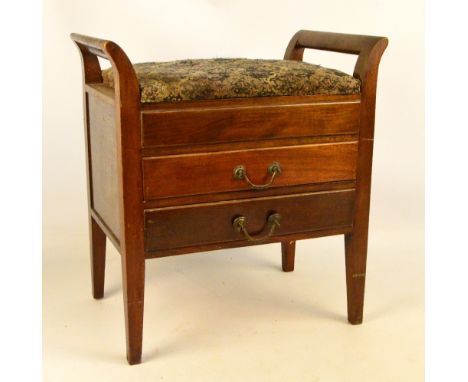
[[102, 58, 360, 103]]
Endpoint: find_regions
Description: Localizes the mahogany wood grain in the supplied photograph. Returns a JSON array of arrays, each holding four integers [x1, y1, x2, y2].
[[142, 142, 358, 200], [73, 36, 114, 305], [104, 39, 146, 366], [90, 216, 106, 299], [285, 30, 388, 324], [141, 133, 358, 157], [72, 29, 387, 364], [281, 241, 296, 272], [144, 189, 355, 252], [72, 33, 146, 365], [145, 226, 353, 259], [142, 99, 360, 148], [140, 93, 360, 111], [345, 138, 375, 324], [142, 180, 356, 209]]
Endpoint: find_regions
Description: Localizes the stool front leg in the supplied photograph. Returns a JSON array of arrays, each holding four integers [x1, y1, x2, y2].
[[284, 30, 388, 326], [121, 255, 145, 365], [344, 229, 368, 324], [90, 216, 106, 299]]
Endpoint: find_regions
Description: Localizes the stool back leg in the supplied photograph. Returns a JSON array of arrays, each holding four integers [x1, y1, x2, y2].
[[90, 217, 106, 299], [281, 241, 296, 272]]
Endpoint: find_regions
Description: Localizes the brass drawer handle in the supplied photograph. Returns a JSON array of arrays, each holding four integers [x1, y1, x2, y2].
[[232, 212, 281, 243], [233, 162, 281, 190]]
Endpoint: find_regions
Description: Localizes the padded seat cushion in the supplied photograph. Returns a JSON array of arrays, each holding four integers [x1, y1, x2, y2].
[[102, 58, 360, 103]]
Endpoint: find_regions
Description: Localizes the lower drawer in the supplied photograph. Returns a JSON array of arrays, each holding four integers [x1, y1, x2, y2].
[[144, 189, 355, 252]]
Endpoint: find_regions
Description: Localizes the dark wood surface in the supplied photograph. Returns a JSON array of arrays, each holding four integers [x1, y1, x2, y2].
[[72, 33, 146, 365], [146, 226, 353, 259], [90, 216, 106, 299], [281, 241, 296, 272], [142, 97, 360, 147], [285, 29, 388, 325], [71, 29, 387, 364], [143, 179, 356, 209], [141, 132, 358, 157], [144, 189, 355, 252], [142, 142, 358, 200]]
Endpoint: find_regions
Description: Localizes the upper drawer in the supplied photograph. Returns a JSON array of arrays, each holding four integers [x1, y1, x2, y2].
[[142, 142, 358, 200], [141, 100, 360, 147]]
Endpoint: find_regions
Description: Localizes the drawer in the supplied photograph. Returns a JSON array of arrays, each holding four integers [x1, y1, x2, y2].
[[144, 189, 355, 252], [141, 100, 360, 147], [142, 142, 358, 200]]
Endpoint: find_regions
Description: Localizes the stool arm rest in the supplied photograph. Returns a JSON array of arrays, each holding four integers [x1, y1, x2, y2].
[[70, 33, 112, 60], [70, 33, 139, 105], [284, 30, 388, 83]]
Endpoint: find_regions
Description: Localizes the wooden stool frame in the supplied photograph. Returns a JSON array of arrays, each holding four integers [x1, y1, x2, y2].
[[71, 30, 388, 364]]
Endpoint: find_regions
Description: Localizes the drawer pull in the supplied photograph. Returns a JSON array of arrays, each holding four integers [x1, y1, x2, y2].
[[233, 162, 282, 190], [232, 213, 281, 243]]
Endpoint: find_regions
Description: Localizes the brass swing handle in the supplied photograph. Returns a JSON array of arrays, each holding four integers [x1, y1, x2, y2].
[[233, 162, 282, 190], [232, 213, 281, 243]]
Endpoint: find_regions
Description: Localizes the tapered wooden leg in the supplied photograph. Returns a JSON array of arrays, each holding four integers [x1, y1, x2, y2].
[[344, 231, 368, 325], [90, 217, 106, 299], [281, 241, 296, 272], [122, 254, 145, 365]]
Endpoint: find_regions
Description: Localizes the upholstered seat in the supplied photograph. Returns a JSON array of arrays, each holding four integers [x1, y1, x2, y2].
[[102, 58, 360, 103]]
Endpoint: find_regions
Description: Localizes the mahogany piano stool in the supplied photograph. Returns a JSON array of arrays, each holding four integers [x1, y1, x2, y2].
[[71, 30, 388, 364]]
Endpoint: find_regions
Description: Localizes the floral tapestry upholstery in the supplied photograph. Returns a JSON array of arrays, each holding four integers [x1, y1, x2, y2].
[[101, 58, 360, 103]]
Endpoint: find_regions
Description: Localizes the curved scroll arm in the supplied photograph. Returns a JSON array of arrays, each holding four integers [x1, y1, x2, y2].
[[70, 32, 141, 163], [70, 33, 139, 104], [284, 30, 388, 82]]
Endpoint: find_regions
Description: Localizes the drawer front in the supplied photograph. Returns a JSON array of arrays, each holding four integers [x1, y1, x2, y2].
[[144, 189, 355, 252], [142, 101, 360, 147], [142, 142, 358, 200]]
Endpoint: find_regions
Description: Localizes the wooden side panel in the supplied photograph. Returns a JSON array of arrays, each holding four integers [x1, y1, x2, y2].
[[87, 92, 121, 239], [144, 189, 355, 252], [142, 100, 360, 147], [142, 142, 358, 200]]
